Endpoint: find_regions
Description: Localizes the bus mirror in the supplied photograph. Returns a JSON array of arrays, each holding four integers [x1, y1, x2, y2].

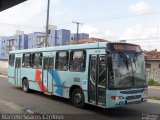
[[106, 49, 111, 54]]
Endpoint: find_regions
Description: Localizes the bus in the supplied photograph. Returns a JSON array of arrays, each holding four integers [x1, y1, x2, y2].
[[8, 42, 148, 108]]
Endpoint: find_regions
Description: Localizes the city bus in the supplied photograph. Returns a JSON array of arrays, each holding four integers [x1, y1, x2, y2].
[[8, 42, 148, 108]]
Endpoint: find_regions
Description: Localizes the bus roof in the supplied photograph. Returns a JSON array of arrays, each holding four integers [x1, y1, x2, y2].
[[9, 42, 140, 54], [9, 42, 108, 54]]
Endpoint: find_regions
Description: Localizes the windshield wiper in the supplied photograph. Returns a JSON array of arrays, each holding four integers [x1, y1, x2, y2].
[[119, 52, 129, 69]]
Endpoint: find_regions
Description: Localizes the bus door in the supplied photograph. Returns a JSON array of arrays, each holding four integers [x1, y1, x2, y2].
[[88, 55, 106, 106], [43, 56, 54, 93], [15, 57, 21, 86]]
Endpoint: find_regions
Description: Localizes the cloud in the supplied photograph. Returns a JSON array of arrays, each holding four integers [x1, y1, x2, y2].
[[119, 24, 160, 50], [80, 25, 115, 40], [80, 25, 99, 35], [0, 0, 45, 24], [120, 24, 157, 39], [129, 1, 151, 15], [0, 0, 62, 35]]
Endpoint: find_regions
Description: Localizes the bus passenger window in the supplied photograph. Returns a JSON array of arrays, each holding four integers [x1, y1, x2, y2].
[[55, 51, 69, 71], [32, 53, 42, 69], [49, 57, 54, 70], [43, 58, 48, 70], [70, 50, 86, 72], [22, 54, 31, 68], [9, 54, 15, 67]]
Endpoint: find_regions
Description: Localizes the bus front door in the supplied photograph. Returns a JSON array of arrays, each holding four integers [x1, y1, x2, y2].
[[43, 57, 54, 93], [15, 57, 21, 86], [89, 55, 106, 106]]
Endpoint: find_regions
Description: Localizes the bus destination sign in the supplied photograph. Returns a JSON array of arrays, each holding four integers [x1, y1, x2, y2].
[[108, 43, 142, 52]]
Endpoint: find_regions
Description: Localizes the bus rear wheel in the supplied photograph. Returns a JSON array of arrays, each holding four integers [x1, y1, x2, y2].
[[22, 79, 29, 93], [71, 88, 85, 108]]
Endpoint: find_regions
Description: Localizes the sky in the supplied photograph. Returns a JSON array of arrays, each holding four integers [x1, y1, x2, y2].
[[0, 0, 160, 50]]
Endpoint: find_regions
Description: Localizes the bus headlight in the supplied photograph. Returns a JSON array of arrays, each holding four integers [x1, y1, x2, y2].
[[143, 89, 148, 98], [111, 96, 125, 100]]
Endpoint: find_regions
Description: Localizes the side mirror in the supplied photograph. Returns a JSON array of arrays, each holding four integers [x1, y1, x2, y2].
[[106, 49, 111, 55]]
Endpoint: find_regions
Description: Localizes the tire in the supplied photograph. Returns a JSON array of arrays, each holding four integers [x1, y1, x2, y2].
[[22, 79, 29, 93], [71, 88, 85, 108]]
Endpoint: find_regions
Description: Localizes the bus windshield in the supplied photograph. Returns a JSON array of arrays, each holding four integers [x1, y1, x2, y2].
[[108, 52, 147, 89]]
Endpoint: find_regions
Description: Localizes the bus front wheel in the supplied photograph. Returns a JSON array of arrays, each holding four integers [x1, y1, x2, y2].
[[71, 88, 85, 108], [22, 79, 29, 93]]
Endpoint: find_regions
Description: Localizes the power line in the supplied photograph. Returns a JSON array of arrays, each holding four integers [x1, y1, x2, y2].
[[54, 7, 160, 26], [0, 23, 44, 29]]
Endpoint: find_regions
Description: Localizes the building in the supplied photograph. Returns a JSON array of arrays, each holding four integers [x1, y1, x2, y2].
[[48, 29, 71, 46], [0, 34, 28, 59], [144, 50, 160, 82], [71, 33, 89, 41], [28, 32, 46, 48], [0, 29, 71, 59], [70, 37, 108, 44]]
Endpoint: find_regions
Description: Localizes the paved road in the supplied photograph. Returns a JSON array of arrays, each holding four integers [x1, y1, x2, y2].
[[148, 87, 160, 97], [0, 76, 160, 120], [0, 68, 7, 76]]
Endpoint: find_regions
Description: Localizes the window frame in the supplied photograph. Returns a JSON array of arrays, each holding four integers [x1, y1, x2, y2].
[[22, 53, 31, 68], [9, 54, 15, 67], [145, 63, 151, 68], [31, 53, 43, 69], [69, 50, 86, 72], [55, 51, 69, 71]]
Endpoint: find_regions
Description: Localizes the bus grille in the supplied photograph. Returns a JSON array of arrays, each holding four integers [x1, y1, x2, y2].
[[126, 95, 142, 100], [120, 89, 145, 94]]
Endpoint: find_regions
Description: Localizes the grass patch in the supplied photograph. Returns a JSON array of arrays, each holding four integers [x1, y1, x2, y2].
[[148, 79, 160, 86], [148, 96, 160, 100]]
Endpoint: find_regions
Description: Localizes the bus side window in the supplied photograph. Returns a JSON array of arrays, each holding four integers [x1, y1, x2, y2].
[[9, 54, 15, 67], [32, 53, 42, 69], [22, 54, 31, 68], [70, 50, 86, 72], [43, 58, 48, 70], [49, 57, 54, 70], [55, 51, 69, 71]]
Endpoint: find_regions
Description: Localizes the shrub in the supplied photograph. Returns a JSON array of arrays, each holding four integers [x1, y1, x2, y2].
[[148, 79, 160, 86]]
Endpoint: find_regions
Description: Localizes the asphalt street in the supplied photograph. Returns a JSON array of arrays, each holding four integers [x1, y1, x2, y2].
[[0, 76, 160, 120]]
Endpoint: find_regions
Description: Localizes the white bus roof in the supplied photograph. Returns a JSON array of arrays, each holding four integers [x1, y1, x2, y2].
[[9, 42, 108, 54]]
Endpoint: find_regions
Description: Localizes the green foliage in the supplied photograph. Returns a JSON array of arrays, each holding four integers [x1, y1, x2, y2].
[[148, 79, 160, 86], [148, 96, 160, 100]]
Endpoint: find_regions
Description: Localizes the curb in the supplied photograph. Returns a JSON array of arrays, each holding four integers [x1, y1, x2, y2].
[[147, 99, 160, 104], [148, 86, 160, 89], [0, 74, 7, 78]]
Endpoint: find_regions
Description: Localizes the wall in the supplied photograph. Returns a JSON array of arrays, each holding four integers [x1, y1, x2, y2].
[[145, 60, 160, 82]]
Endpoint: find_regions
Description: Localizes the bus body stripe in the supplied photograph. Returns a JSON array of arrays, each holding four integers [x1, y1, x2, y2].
[[48, 70, 64, 96], [35, 69, 48, 92]]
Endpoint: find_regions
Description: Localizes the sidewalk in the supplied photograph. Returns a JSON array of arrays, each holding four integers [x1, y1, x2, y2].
[[0, 68, 7, 76], [148, 86, 160, 89], [0, 99, 24, 114]]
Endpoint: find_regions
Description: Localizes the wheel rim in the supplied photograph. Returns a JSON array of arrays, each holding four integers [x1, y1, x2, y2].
[[74, 92, 82, 104]]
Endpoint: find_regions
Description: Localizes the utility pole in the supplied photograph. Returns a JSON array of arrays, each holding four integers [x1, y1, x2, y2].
[[72, 21, 83, 44], [45, 0, 50, 47]]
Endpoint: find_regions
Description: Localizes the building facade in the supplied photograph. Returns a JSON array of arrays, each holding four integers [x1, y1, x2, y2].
[[28, 32, 46, 49], [0, 29, 71, 60], [0, 34, 28, 59], [71, 33, 89, 41], [48, 29, 71, 46]]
